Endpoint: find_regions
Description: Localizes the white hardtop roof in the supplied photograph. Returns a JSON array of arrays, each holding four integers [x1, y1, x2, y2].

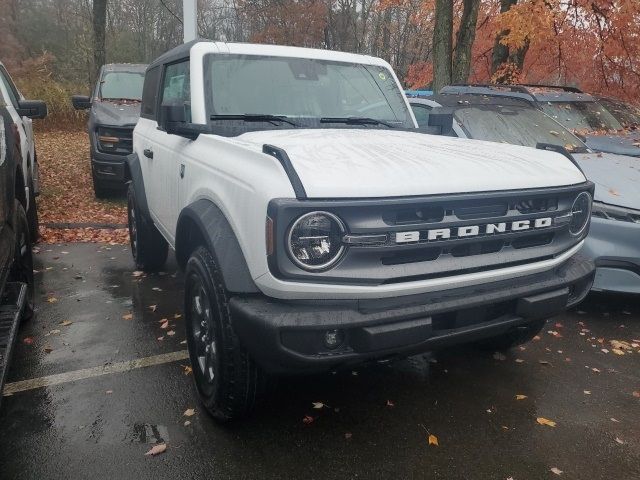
[[199, 41, 389, 67]]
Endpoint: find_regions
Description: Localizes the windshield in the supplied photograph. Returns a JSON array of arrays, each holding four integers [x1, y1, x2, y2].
[[99, 71, 145, 101], [539, 101, 622, 134], [598, 98, 640, 128], [454, 104, 588, 153], [204, 54, 413, 128]]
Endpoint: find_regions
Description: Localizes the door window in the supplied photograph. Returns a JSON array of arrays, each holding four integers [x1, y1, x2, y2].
[[161, 61, 191, 122]]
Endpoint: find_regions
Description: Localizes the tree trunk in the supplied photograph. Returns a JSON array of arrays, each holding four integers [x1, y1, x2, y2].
[[92, 0, 108, 85], [491, 0, 518, 75], [432, 0, 453, 92], [509, 37, 530, 71], [452, 0, 480, 84]]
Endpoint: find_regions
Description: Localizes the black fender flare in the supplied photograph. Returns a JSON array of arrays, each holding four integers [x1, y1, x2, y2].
[[175, 199, 259, 293], [125, 153, 150, 218]]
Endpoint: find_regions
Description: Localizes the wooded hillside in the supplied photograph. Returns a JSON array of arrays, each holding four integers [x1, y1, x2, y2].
[[1, 0, 637, 129]]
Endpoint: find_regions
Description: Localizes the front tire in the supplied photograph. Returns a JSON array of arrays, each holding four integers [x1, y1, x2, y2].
[[185, 246, 269, 422], [92, 173, 110, 199], [27, 179, 39, 242], [10, 201, 34, 321]]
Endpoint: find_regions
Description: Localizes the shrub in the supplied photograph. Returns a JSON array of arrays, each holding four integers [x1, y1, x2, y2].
[[12, 54, 88, 132]]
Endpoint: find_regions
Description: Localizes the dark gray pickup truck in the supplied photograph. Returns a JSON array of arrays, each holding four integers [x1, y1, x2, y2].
[[72, 63, 147, 197], [0, 102, 36, 404]]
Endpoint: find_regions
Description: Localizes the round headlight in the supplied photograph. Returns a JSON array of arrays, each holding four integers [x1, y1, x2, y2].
[[569, 192, 592, 236], [287, 211, 346, 271]]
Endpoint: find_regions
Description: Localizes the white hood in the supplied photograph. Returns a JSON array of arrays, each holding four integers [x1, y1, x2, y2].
[[236, 129, 586, 198]]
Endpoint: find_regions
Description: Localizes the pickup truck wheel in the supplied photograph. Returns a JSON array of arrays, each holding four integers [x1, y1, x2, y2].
[[10, 201, 34, 321], [478, 319, 546, 351], [185, 246, 269, 422], [127, 184, 168, 271], [92, 173, 111, 199], [27, 179, 39, 242]]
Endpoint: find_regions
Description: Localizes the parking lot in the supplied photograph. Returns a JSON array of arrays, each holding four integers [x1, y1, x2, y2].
[[0, 243, 638, 479]]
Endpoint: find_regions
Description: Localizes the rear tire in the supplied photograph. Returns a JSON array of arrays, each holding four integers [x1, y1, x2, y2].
[[10, 201, 34, 322], [127, 184, 168, 272], [185, 246, 269, 422], [478, 319, 546, 351]]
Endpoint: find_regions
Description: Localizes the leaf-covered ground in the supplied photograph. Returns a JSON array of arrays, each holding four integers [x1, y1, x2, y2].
[[36, 131, 129, 244]]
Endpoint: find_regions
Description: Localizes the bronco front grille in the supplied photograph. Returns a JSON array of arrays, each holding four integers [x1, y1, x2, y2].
[[268, 184, 593, 285]]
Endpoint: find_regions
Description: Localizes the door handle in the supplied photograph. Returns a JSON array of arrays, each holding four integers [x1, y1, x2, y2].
[[179, 164, 185, 179], [143, 148, 154, 159]]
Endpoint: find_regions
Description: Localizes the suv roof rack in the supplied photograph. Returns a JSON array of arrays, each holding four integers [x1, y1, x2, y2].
[[516, 84, 583, 93], [442, 83, 593, 103], [441, 84, 536, 101]]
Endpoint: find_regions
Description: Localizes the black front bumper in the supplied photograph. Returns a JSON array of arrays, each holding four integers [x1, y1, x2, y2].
[[231, 254, 594, 374], [91, 150, 127, 186]]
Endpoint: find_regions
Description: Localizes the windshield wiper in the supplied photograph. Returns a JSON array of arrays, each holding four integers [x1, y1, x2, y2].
[[210, 114, 298, 127], [100, 97, 141, 102], [320, 117, 395, 128]]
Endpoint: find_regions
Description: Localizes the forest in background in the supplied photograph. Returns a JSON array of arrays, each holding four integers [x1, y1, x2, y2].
[[0, 0, 638, 130]]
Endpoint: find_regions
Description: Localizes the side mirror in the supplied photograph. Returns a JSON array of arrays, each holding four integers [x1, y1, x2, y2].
[[428, 112, 454, 136], [160, 104, 200, 140], [17, 100, 48, 119], [71, 95, 92, 110]]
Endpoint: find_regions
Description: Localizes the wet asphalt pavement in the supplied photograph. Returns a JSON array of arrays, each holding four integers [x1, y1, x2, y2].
[[0, 244, 639, 480]]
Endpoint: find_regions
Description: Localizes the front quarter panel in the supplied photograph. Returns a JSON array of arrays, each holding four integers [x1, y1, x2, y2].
[[180, 134, 297, 282]]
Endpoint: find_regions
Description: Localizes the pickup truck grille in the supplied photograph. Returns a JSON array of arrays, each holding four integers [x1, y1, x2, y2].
[[96, 126, 134, 155], [268, 184, 592, 285]]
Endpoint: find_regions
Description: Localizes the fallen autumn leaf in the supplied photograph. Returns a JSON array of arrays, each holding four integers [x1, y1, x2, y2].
[[144, 443, 167, 456], [536, 417, 557, 427]]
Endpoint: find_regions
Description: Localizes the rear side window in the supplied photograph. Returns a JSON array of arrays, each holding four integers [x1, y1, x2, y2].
[[141, 66, 161, 119], [411, 104, 431, 128]]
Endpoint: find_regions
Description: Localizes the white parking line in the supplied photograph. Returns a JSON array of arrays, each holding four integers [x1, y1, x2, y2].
[[3, 350, 190, 396]]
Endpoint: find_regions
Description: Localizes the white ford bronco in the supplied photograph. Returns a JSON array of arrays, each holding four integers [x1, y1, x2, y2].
[[127, 40, 595, 421]]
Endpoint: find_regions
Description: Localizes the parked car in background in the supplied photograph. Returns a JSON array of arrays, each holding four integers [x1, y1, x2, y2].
[[0, 97, 36, 404], [594, 95, 640, 130], [441, 84, 640, 158], [72, 63, 147, 198], [0, 62, 47, 240], [127, 40, 594, 420], [409, 91, 640, 294]]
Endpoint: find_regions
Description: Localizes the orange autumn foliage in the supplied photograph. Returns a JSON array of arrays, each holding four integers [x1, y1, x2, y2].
[[406, 0, 640, 103]]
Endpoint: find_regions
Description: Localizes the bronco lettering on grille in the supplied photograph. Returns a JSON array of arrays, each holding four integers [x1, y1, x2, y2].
[[394, 217, 553, 244]]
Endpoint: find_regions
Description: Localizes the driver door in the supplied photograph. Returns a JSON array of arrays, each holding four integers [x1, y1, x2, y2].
[[151, 60, 192, 242]]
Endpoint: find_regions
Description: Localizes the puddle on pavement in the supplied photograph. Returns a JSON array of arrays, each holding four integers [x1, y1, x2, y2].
[[131, 423, 169, 444]]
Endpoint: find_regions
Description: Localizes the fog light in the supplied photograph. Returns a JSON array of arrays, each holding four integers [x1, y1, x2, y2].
[[324, 329, 344, 349]]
